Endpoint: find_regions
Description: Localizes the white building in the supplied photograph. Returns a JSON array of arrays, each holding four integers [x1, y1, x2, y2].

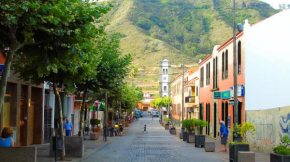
[[159, 59, 171, 97], [244, 10, 290, 111]]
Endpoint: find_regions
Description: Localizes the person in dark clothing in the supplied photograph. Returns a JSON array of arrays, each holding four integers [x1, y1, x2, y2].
[[142, 124, 148, 133]]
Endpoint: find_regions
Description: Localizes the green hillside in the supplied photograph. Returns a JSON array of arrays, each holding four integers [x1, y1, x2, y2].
[[104, 0, 277, 95]]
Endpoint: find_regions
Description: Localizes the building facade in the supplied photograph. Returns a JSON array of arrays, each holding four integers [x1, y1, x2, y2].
[[159, 59, 171, 97]]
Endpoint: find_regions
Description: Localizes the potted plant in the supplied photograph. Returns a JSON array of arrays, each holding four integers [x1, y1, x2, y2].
[[181, 119, 196, 143], [169, 121, 177, 135], [270, 135, 290, 162], [229, 122, 256, 162], [187, 119, 197, 143], [181, 119, 189, 141], [164, 117, 170, 130], [232, 123, 242, 142], [90, 118, 100, 132], [195, 119, 208, 147]]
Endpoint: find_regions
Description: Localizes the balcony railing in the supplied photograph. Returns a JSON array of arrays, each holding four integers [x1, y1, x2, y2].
[[185, 96, 195, 103]]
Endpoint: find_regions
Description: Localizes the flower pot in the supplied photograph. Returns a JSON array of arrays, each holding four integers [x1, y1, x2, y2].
[[180, 132, 183, 139], [229, 144, 250, 162], [170, 128, 176, 135], [165, 124, 169, 130], [195, 135, 205, 147], [89, 132, 99, 140], [204, 142, 215, 152], [92, 128, 100, 133], [183, 132, 188, 141], [187, 133, 195, 143], [270, 153, 290, 162]]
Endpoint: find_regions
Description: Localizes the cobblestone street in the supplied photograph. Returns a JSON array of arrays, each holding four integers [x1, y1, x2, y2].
[[81, 113, 224, 162]]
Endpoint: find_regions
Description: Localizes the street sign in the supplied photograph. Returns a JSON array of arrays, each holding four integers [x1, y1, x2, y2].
[[213, 92, 221, 99], [221, 90, 231, 99]]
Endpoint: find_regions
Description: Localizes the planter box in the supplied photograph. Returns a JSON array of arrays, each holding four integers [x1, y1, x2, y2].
[[0, 147, 37, 162], [229, 144, 250, 162], [183, 132, 188, 141], [170, 128, 176, 135], [89, 132, 99, 140], [165, 124, 169, 130], [270, 153, 290, 162], [238, 151, 255, 162], [50, 137, 84, 158], [195, 135, 205, 147], [205, 142, 215, 152], [187, 133, 195, 143], [180, 132, 183, 139]]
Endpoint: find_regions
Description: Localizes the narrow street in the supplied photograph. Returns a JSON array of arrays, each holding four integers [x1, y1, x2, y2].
[[82, 113, 224, 162]]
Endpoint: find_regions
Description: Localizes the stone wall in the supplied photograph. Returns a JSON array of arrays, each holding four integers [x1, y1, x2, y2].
[[246, 106, 290, 153]]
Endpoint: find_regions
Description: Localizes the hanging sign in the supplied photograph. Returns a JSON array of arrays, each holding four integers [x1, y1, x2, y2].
[[213, 92, 221, 99], [221, 90, 231, 99]]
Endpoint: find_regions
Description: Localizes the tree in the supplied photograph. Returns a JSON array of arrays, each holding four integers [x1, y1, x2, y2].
[[10, 1, 110, 160]]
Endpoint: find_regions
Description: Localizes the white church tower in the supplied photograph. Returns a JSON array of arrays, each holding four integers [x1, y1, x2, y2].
[[159, 59, 171, 97]]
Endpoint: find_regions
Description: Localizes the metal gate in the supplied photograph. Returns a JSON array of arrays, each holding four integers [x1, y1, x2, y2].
[[44, 108, 52, 143]]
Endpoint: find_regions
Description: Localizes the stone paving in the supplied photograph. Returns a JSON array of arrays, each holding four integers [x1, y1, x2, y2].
[[81, 113, 224, 162], [36, 112, 271, 162]]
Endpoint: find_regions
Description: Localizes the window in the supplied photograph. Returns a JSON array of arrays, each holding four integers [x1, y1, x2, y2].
[[200, 67, 204, 87], [163, 77, 167, 81], [213, 58, 216, 89], [238, 41, 241, 75], [166, 69, 168, 74], [216, 57, 218, 88], [196, 86, 198, 96], [222, 52, 225, 79], [164, 86, 167, 91], [225, 50, 228, 79], [206, 62, 210, 85]]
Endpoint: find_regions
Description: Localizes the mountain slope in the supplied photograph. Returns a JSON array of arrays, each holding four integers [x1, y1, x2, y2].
[[104, 0, 278, 95]]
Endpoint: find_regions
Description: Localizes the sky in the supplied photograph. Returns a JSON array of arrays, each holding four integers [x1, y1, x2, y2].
[[259, 0, 290, 9]]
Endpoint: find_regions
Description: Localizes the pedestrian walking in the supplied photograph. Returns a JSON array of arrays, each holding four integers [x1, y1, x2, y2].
[[0, 127, 14, 147], [142, 124, 148, 133], [219, 121, 228, 152], [63, 118, 73, 136]]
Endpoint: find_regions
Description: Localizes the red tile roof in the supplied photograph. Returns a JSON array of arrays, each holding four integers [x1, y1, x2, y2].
[[217, 31, 243, 52]]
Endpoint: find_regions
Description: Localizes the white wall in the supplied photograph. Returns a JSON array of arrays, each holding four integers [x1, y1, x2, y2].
[[244, 10, 290, 110]]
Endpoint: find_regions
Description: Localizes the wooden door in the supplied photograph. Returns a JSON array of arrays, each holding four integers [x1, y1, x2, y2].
[[29, 104, 35, 145]]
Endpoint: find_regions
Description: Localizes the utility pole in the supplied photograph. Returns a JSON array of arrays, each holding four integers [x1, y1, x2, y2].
[[233, 0, 238, 125], [181, 64, 185, 122]]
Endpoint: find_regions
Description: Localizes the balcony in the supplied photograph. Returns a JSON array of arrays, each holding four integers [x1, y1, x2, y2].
[[185, 96, 195, 103]]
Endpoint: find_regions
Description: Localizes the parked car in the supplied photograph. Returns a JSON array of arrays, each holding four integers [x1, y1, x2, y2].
[[148, 108, 154, 113], [136, 110, 143, 117], [151, 111, 159, 117]]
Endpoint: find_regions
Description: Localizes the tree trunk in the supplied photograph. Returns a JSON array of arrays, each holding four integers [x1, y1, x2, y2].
[[53, 83, 65, 160], [79, 88, 87, 137], [0, 50, 14, 114]]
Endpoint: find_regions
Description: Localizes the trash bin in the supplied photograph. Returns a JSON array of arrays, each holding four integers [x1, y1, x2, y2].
[[52, 136, 62, 151]]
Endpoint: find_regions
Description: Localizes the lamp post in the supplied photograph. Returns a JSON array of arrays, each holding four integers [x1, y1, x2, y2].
[[233, 0, 238, 125], [181, 64, 185, 127]]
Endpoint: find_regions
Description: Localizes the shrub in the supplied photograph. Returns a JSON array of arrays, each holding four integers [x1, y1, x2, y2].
[[273, 135, 290, 155], [90, 118, 100, 126], [230, 122, 256, 145]]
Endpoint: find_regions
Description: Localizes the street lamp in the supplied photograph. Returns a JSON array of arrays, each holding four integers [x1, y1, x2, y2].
[[233, 0, 238, 125]]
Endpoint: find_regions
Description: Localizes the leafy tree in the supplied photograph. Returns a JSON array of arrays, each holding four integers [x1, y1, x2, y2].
[[8, 1, 110, 160], [75, 35, 131, 136]]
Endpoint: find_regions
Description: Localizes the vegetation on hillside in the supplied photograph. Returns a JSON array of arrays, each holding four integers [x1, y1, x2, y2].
[[129, 0, 277, 57], [104, 0, 277, 94]]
